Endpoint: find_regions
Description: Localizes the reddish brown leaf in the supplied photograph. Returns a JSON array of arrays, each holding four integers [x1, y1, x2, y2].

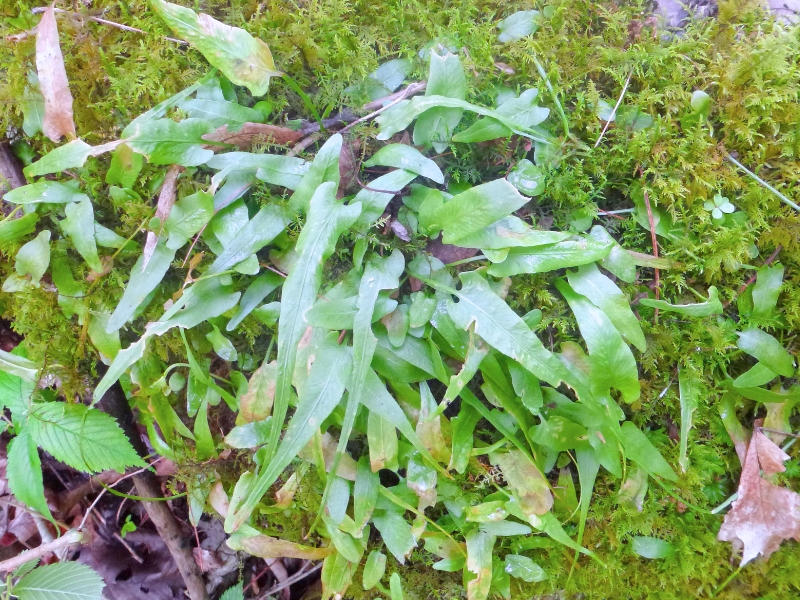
[[203, 123, 302, 149], [36, 4, 75, 142], [717, 430, 800, 565]]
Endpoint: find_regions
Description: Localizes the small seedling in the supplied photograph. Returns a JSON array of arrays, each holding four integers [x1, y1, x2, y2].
[[704, 193, 736, 223]]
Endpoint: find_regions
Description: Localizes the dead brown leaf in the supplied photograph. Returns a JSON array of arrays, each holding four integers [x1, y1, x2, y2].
[[143, 165, 183, 268], [36, 4, 76, 142], [426, 236, 479, 265], [239, 360, 277, 423], [227, 531, 333, 560], [717, 429, 800, 565], [203, 123, 302, 149]]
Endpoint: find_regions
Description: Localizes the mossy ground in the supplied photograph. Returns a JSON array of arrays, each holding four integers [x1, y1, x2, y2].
[[3, 0, 800, 597]]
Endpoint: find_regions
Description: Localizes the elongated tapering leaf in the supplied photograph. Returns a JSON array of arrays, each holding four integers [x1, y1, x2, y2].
[[353, 169, 418, 229], [736, 328, 795, 377], [127, 118, 215, 166], [207, 204, 288, 275], [454, 216, 571, 250], [678, 369, 699, 473], [206, 152, 308, 190], [364, 144, 444, 183], [227, 271, 284, 331], [465, 529, 495, 600], [414, 51, 466, 152], [487, 238, 613, 277], [180, 99, 265, 128], [639, 286, 723, 317], [150, 0, 281, 96], [288, 134, 342, 214], [618, 421, 677, 481], [261, 182, 361, 469], [227, 333, 352, 531], [62, 197, 103, 272], [432, 271, 586, 398], [555, 279, 640, 402], [567, 263, 645, 352], [4, 181, 88, 205]]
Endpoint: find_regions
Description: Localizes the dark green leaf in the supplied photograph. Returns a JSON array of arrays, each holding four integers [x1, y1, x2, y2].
[[639, 286, 723, 317], [736, 329, 795, 377], [7, 428, 52, 519], [618, 422, 677, 481], [62, 197, 102, 272], [497, 10, 540, 42], [631, 536, 675, 559], [487, 239, 612, 277], [227, 272, 284, 331]]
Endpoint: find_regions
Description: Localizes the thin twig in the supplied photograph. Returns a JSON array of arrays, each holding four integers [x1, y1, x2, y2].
[[642, 187, 660, 323], [30, 7, 187, 44], [255, 563, 322, 599], [725, 153, 800, 212], [340, 82, 428, 134], [0, 530, 84, 574], [362, 81, 427, 111], [112, 532, 145, 564], [595, 71, 632, 148], [759, 426, 800, 439], [286, 132, 322, 158]]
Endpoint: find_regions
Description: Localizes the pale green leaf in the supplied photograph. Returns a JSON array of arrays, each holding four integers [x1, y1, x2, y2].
[[106, 239, 177, 332], [503, 554, 546, 582], [372, 509, 416, 564], [449, 402, 481, 473], [619, 422, 677, 481], [507, 159, 545, 197], [13, 231, 51, 286], [29, 402, 145, 474], [736, 329, 795, 377], [632, 536, 675, 559], [179, 99, 265, 128], [363, 550, 386, 590], [225, 418, 272, 448], [414, 51, 466, 152], [487, 238, 612, 277], [150, 0, 280, 96], [453, 89, 549, 144], [390, 573, 404, 600], [62, 197, 103, 272], [3, 181, 88, 205], [492, 449, 552, 517], [207, 324, 238, 361], [206, 152, 308, 190], [733, 362, 778, 388], [207, 204, 288, 275], [678, 369, 699, 473], [23, 140, 91, 178], [288, 134, 342, 214], [127, 118, 215, 166], [22, 84, 45, 137], [497, 10, 540, 42], [0, 213, 38, 245], [751, 263, 783, 317], [164, 191, 214, 250], [639, 286, 723, 317], [227, 333, 352, 531], [353, 169, 418, 229], [7, 428, 52, 519], [465, 529, 495, 600], [368, 409, 398, 472], [227, 271, 283, 331], [454, 216, 572, 250], [589, 225, 636, 283], [364, 144, 444, 183], [566, 262, 645, 353], [106, 143, 144, 188], [13, 562, 105, 600], [0, 350, 39, 383]]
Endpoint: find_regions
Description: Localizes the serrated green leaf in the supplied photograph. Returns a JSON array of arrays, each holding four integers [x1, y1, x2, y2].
[[618, 421, 677, 481], [227, 333, 352, 531], [363, 550, 386, 590], [29, 402, 145, 474], [639, 286, 723, 317], [13, 561, 105, 600], [164, 191, 214, 250], [365, 144, 444, 183], [736, 328, 795, 377], [62, 197, 102, 272], [150, 0, 280, 96], [7, 428, 52, 519], [414, 51, 466, 152], [487, 238, 612, 277], [219, 582, 244, 600], [4, 181, 88, 205], [127, 118, 215, 166], [567, 263, 645, 352]]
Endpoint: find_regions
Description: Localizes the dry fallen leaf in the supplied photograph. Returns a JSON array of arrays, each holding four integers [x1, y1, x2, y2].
[[203, 123, 303, 149], [36, 4, 76, 142], [717, 429, 800, 565]]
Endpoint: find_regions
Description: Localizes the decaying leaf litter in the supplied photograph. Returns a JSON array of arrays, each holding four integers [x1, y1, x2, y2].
[[2, 0, 800, 599]]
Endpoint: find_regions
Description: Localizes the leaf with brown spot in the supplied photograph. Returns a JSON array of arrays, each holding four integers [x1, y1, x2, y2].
[[36, 4, 76, 142], [143, 164, 183, 268], [717, 429, 800, 565], [239, 360, 276, 423], [491, 449, 553, 517], [227, 526, 333, 560]]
